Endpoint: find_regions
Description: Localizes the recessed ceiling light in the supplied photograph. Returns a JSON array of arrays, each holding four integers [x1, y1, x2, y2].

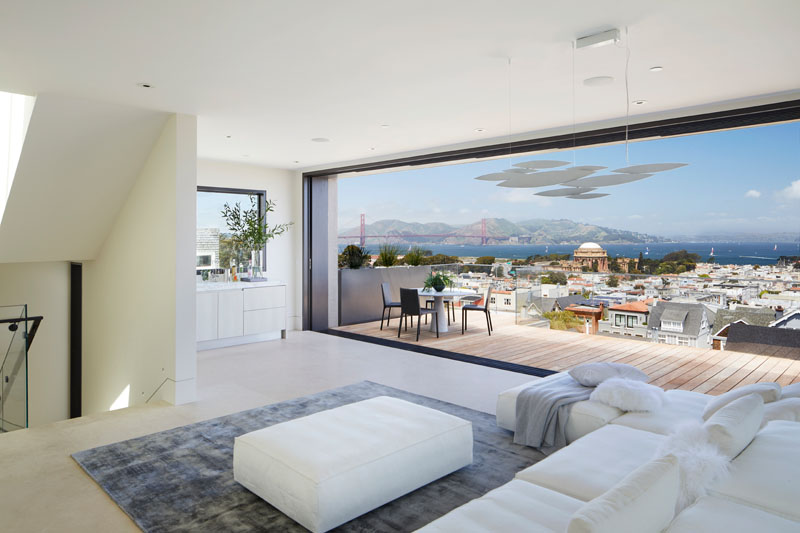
[[632, 100, 647, 105], [475, 128, 486, 133], [380, 124, 390, 129], [311, 137, 330, 142], [293, 160, 300, 164], [226, 135, 231, 139], [136, 83, 153, 88], [649, 66, 663, 72], [369, 147, 376, 151], [583, 76, 614, 87], [242, 154, 249, 158]]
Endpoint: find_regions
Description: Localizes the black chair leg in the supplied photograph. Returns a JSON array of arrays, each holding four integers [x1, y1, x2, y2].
[[485, 310, 492, 336], [435, 311, 439, 338], [446, 302, 450, 326], [386, 307, 391, 327], [461, 309, 465, 334], [416, 314, 421, 341], [380, 307, 385, 330], [488, 310, 493, 331], [397, 313, 403, 338]]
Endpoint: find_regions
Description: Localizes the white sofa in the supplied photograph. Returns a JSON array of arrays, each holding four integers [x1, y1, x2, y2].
[[418, 375, 800, 532]]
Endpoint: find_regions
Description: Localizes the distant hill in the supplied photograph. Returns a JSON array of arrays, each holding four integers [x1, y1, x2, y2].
[[671, 232, 800, 243], [339, 217, 668, 245]]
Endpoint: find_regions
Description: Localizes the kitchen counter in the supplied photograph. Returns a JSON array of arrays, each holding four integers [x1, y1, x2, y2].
[[196, 280, 285, 292]]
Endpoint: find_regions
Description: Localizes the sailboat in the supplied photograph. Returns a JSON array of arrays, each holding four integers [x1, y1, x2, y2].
[[645, 247, 649, 256], [774, 244, 778, 252]]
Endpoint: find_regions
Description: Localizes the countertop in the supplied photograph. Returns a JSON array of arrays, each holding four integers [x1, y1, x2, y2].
[[196, 280, 285, 292]]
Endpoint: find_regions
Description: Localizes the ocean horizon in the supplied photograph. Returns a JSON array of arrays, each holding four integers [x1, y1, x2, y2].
[[338, 242, 800, 266]]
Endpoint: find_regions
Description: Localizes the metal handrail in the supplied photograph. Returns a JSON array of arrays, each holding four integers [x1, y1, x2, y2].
[[0, 316, 43, 348]]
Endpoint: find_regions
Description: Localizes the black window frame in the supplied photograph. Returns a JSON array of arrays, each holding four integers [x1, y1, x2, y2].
[[196, 186, 268, 271]]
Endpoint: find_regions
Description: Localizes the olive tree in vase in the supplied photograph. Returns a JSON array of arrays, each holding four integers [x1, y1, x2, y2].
[[221, 195, 292, 281]]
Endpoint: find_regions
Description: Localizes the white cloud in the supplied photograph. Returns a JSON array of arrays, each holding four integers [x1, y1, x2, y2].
[[744, 189, 761, 198], [628, 214, 643, 220], [780, 179, 800, 200], [489, 188, 552, 207]]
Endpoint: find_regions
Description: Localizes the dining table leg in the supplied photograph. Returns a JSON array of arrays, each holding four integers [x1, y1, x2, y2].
[[429, 295, 449, 333]]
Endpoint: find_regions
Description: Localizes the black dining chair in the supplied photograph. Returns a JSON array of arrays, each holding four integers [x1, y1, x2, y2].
[[398, 288, 438, 341], [380, 282, 402, 330], [462, 286, 493, 336]]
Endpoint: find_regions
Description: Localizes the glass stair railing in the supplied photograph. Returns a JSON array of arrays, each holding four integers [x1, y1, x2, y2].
[[0, 304, 43, 433]]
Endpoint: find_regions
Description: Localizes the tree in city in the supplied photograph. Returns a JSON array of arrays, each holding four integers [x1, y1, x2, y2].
[[421, 253, 460, 265], [541, 271, 567, 285], [543, 310, 583, 331], [707, 256, 716, 263], [607, 275, 619, 288], [638, 251, 644, 271], [476, 256, 495, 265]]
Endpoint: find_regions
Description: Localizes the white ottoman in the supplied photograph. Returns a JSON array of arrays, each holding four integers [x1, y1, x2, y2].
[[234, 396, 474, 532]]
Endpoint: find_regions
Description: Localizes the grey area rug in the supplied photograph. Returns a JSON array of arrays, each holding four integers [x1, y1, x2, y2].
[[73, 381, 544, 532]]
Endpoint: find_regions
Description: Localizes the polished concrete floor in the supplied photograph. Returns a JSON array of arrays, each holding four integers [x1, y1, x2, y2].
[[0, 331, 535, 532]]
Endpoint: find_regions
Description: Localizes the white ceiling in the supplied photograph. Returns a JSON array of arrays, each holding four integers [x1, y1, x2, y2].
[[1, 0, 798, 171]]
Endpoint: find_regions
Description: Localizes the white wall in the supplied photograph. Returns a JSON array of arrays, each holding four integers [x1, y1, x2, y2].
[[0, 261, 70, 427], [82, 114, 197, 415], [197, 159, 302, 330]]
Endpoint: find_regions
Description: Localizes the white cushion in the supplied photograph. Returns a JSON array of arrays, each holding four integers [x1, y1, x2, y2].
[[612, 389, 711, 435], [666, 496, 800, 533], [495, 374, 622, 438], [761, 398, 800, 427], [567, 455, 679, 533], [710, 420, 800, 521], [779, 382, 800, 399], [590, 378, 665, 412], [705, 393, 764, 459], [234, 396, 473, 533], [702, 382, 780, 420], [416, 479, 583, 533], [569, 362, 648, 387], [515, 425, 664, 501]]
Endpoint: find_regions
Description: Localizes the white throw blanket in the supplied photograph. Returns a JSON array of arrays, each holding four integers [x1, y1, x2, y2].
[[514, 373, 593, 454]]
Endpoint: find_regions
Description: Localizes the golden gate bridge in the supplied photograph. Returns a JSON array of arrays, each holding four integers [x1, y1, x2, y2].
[[338, 214, 494, 246]]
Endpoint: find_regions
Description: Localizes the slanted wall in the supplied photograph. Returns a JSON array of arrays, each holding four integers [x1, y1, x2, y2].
[[82, 114, 196, 415]]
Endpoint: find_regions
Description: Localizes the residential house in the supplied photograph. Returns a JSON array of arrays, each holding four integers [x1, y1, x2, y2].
[[647, 302, 712, 347], [598, 299, 651, 338], [726, 322, 800, 355], [710, 308, 777, 350], [770, 309, 800, 330]]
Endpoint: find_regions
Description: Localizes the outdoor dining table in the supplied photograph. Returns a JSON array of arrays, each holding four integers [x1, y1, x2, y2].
[[415, 288, 478, 334]]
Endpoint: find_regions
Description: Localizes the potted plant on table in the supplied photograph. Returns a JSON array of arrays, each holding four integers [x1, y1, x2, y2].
[[221, 195, 292, 281], [423, 271, 454, 292]]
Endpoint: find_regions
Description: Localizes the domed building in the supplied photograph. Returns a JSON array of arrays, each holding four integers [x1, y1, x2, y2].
[[574, 242, 609, 272]]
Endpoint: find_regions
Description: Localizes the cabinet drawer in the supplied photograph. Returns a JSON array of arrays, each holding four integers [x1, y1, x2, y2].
[[243, 286, 285, 311], [243, 308, 286, 335]]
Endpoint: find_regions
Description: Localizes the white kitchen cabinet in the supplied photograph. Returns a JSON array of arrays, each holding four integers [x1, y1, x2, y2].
[[217, 289, 244, 338], [196, 291, 219, 341], [196, 282, 287, 350]]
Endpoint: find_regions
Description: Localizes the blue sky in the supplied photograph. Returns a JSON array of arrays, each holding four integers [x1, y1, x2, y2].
[[338, 121, 800, 238]]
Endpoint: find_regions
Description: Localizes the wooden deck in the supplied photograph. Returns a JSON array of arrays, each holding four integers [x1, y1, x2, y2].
[[334, 312, 800, 395]]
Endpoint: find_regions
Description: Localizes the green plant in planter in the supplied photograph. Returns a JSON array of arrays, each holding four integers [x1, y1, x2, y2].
[[377, 244, 400, 267], [221, 195, 292, 275], [340, 244, 371, 269], [423, 271, 454, 292]]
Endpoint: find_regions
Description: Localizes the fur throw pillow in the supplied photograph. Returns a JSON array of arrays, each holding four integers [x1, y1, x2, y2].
[[589, 377, 665, 412], [656, 421, 730, 513]]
